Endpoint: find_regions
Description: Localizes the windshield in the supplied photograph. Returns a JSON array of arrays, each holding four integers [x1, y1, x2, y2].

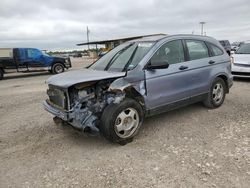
[[236, 43, 250, 54], [89, 42, 154, 72]]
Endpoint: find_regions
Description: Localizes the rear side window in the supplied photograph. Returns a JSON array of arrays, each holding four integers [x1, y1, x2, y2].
[[27, 49, 41, 58], [210, 44, 223, 56], [186, 40, 209, 60]]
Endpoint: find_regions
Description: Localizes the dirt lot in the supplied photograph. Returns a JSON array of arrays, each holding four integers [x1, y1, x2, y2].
[[0, 58, 249, 188]]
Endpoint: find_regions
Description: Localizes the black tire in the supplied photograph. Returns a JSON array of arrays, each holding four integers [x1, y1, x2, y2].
[[203, 77, 226, 108], [52, 63, 64, 74], [0, 68, 4, 80], [100, 98, 144, 145]]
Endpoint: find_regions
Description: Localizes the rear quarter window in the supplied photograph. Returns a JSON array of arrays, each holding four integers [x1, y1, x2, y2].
[[210, 44, 224, 56]]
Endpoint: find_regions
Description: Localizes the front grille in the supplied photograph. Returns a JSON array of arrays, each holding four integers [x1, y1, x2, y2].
[[232, 72, 250, 76], [234, 63, 250, 67], [47, 85, 67, 109], [65, 58, 72, 68]]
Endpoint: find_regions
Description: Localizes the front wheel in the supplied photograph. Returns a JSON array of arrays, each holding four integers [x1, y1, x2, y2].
[[203, 77, 226, 108], [52, 63, 64, 74], [100, 98, 144, 145]]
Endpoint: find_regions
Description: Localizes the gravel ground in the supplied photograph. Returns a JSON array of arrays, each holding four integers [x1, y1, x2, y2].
[[0, 58, 249, 188]]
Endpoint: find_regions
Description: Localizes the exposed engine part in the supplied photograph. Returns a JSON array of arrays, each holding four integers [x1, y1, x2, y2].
[[62, 80, 126, 133], [68, 102, 98, 132]]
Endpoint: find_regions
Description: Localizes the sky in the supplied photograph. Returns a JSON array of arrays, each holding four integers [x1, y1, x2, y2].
[[0, 0, 250, 51]]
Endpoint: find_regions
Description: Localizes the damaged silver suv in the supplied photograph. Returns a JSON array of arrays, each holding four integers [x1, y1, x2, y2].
[[44, 35, 233, 145]]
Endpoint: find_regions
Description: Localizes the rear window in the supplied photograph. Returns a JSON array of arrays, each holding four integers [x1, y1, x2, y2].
[[186, 40, 209, 60]]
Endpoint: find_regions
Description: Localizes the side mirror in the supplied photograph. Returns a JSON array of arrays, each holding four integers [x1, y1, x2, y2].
[[146, 60, 169, 70]]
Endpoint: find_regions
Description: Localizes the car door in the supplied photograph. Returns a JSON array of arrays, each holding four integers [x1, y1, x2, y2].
[[183, 39, 215, 96], [27, 48, 43, 66], [13, 48, 27, 66], [145, 39, 193, 110]]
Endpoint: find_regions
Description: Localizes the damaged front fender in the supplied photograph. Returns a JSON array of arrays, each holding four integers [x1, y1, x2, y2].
[[108, 77, 146, 96]]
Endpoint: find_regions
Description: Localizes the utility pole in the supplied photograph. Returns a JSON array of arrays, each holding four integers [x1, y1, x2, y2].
[[86, 26, 90, 50], [199, 22, 206, 36]]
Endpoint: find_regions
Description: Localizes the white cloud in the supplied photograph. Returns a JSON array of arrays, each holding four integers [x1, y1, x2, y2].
[[0, 0, 249, 50]]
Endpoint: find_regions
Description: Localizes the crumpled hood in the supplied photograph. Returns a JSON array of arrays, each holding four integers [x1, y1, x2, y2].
[[46, 68, 126, 88], [233, 54, 250, 65]]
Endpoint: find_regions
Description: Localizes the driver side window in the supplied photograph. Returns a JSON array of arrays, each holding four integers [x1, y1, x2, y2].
[[151, 40, 185, 66], [27, 49, 41, 58]]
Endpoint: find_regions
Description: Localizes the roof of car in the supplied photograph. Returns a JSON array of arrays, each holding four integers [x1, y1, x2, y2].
[[77, 34, 167, 46], [130, 34, 214, 42], [129, 34, 167, 42]]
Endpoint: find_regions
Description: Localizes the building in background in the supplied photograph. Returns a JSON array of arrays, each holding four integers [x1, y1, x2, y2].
[[77, 33, 166, 58]]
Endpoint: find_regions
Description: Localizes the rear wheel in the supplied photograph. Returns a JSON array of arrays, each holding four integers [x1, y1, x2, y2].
[[100, 98, 144, 145], [203, 77, 226, 108], [0, 68, 4, 80], [52, 63, 64, 74]]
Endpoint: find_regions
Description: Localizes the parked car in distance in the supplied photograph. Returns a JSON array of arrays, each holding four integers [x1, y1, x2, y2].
[[43, 34, 233, 145], [72, 53, 82, 58], [219, 40, 231, 56], [231, 41, 244, 52], [0, 48, 71, 80], [231, 41, 250, 77]]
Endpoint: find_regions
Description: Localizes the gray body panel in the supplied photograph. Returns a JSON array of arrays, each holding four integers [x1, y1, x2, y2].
[[123, 35, 232, 110], [46, 68, 126, 88]]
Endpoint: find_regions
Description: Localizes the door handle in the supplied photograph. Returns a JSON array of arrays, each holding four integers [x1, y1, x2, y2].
[[209, 60, 215, 64], [179, 65, 188, 70]]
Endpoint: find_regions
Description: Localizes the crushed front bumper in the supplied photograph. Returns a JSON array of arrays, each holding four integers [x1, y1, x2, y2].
[[43, 100, 99, 132], [43, 100, 68, 121]]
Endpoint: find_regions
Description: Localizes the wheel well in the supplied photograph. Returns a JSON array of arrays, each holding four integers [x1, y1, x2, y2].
[[217, 75, 229, 93], [124, 87, 146, 112]]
